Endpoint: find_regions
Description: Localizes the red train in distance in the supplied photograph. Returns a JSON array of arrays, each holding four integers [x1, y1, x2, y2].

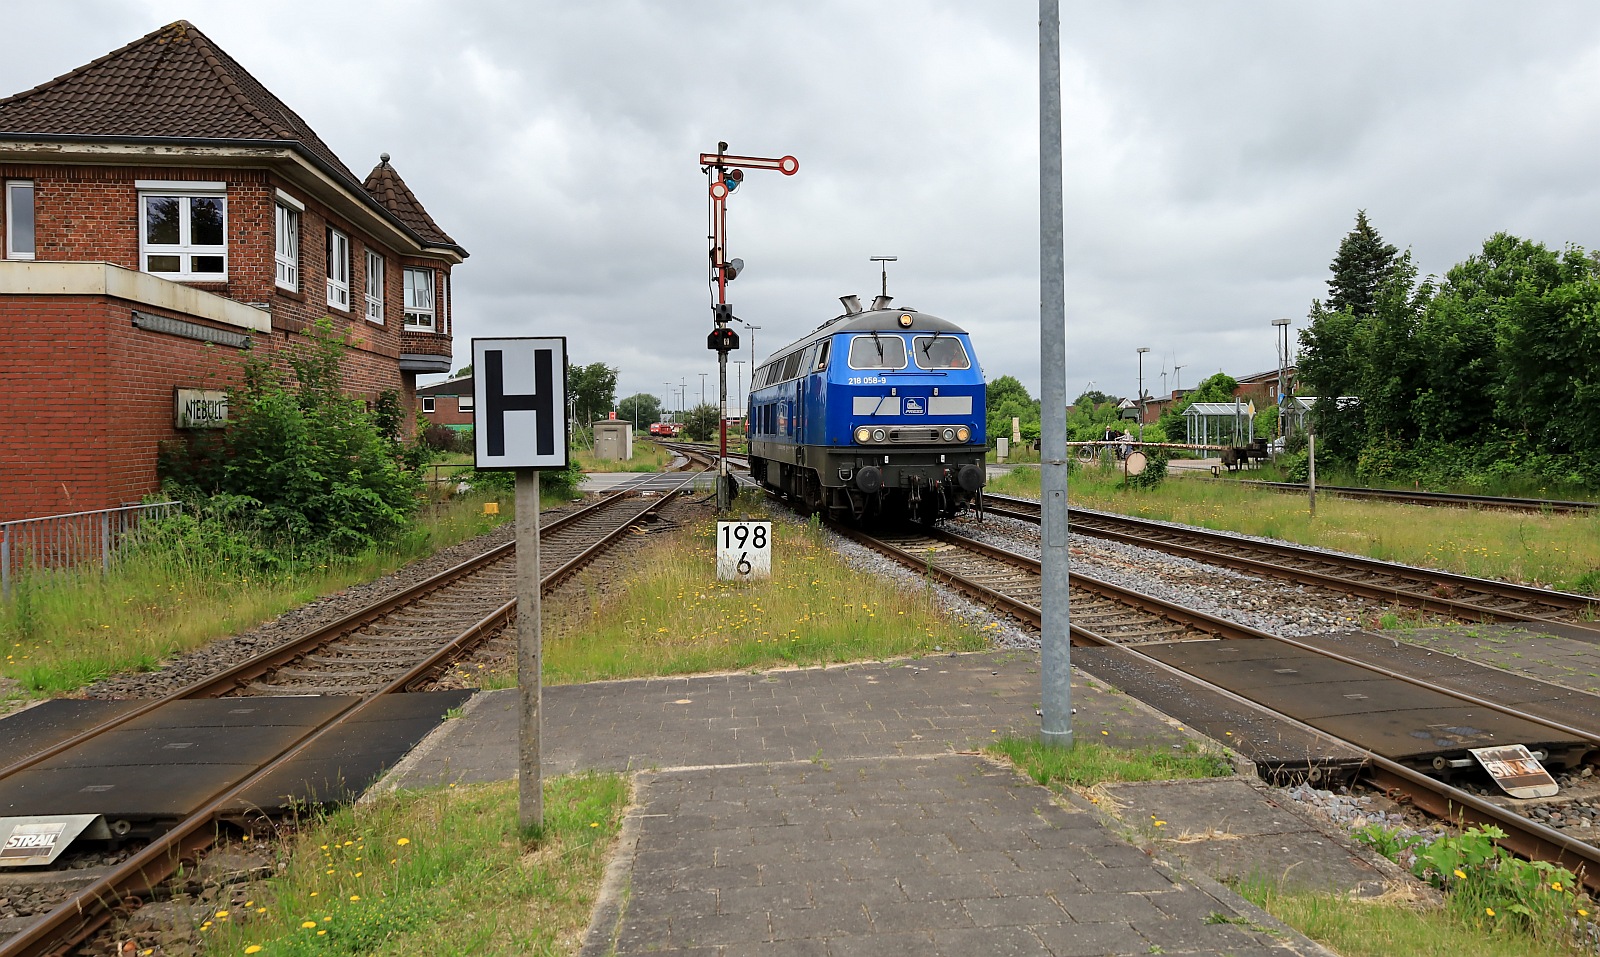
[[648, 422, 683, 437]]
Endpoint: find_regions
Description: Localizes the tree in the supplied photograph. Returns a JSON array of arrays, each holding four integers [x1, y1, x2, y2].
[[1073, 389, 1114, 408], [984, 375, 1040, 444], [617, 393, 662, 430], [452, 364, 472, 379], [1154, 372, 1238, 442], [568, 362, 619, 426], [681, 402, 721, 442], [1327, 210, 1400, 319]]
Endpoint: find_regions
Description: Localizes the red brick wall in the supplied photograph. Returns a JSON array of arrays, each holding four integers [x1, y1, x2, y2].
[[0, 162, 455, 401], [0, 294, 249, 520], [421, 394, 473, 429]]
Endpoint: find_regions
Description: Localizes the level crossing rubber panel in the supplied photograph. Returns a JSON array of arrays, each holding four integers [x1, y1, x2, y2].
[[1067, 647, 1367, 775], [1, 699, 148, 765], [1138, 640, 1588, 764], [0, 692, 472, 822]]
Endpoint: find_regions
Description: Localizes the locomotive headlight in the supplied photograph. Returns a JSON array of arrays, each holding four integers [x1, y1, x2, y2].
[[941, 427, 956, 442], [898, 314, 914, 328], [854, 426, 872, 444], [956, 426, 971, 442], [872, 428, 887, 442]]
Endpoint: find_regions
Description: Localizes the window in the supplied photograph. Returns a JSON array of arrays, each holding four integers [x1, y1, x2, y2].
[[422, 397, 435, 413], [404, 267, 435, 330], [139, 187, 226, 279], [326, 228, 349, 309], [847, 334, 906, 370], [5, 181, 34, 260], [912, 335, 970, 370], [274, 202, 299, 290], [364, 249, 384, 323], [458, 394, 475, 413], [814, 339, 831, 372]]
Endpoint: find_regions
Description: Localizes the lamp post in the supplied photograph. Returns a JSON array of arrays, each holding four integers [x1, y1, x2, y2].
[[1272, 318, 1291, 440], [746, 324, 760, 380], [663, 381, 672, 424], [732, 359, 745, 420], [699, 372, 708, 407], [1135, 347, 1150, 442]]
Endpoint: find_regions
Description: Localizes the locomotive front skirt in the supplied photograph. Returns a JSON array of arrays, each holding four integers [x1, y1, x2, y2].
[[747, 305, 987, 522]]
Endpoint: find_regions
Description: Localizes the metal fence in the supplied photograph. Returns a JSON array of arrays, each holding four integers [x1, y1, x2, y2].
[[1, 501, 182, 600]]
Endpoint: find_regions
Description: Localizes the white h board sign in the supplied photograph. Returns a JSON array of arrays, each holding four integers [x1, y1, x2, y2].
[[473, 337, 569, 470], [717, 521, 771, 580]]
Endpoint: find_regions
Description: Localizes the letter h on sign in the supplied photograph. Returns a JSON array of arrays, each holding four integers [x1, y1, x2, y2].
[[473, 337, 569, 469]]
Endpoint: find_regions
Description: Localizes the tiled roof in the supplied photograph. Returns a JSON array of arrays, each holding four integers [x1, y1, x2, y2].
[[0, 21, 464, 256], [0, 21, 360, 186], [364, 156, 456, 247]]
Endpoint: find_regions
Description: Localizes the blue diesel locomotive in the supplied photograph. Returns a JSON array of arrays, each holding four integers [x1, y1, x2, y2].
[[747, 296, 987, 522]]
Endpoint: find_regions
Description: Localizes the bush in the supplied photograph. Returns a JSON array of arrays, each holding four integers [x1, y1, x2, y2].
[[421, 423, 470, 454], [159, 319, 422, 556], [1119, 452, 1169, 490]]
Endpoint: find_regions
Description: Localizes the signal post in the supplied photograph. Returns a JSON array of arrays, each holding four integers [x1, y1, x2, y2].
[[699, 143, 798, 510]]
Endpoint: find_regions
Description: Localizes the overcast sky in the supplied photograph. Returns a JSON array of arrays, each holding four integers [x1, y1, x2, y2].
[[10, 2, 1600, 412]]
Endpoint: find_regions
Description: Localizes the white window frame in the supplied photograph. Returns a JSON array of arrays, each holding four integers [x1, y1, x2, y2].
[[404, 267, 435, 331], [439, 272, 450, 335], [457, 394, 475, 413], [325, 227, 350, 310], [274, 200, 300, 291], [5, 180, 35, 260], [364, 248, 385, 324], [422, 396, 436, 413], [137, 183, 227, 280]]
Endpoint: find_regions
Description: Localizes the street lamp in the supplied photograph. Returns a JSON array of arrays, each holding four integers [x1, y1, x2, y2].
[[1272, 318, 1291, 440], [732, 359, 746, 419], [699, 372, 708, 407], [1135, 347, 1150, 442]]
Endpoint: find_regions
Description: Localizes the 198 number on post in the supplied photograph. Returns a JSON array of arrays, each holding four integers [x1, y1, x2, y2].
[[716, 521, 772, 580]]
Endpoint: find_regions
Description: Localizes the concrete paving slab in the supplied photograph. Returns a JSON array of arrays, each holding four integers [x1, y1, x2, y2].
[[377, 652, 1342, 956]]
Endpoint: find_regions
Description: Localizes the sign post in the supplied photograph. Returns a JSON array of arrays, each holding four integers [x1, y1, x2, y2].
[[473, 337, 569, 831]]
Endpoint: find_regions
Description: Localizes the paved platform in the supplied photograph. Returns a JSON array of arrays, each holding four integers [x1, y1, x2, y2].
[[383, 653, 1349, 956]]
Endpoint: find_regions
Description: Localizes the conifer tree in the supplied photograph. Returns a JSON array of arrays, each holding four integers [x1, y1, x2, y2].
[[1326, 210, 1399, 318]]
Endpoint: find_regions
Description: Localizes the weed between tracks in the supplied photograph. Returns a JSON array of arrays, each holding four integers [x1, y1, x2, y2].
[[198, 773, 627, 957], [0, 496, 511, 706], [536, 501, 988, 684], [987, 464, 1600, 596], [987, 736, 1233, 790]]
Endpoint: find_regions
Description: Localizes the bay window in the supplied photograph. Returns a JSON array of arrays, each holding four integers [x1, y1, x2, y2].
[[404, 267, 435, 330]]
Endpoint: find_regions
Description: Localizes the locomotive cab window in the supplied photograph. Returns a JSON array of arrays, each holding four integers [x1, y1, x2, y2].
[[913, 335, 969, 370], [813, 340, 831, 372], [847, 334, 906, 370]]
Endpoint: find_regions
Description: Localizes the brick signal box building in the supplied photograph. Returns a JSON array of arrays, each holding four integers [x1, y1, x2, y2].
[[0, 21, 466, 520]]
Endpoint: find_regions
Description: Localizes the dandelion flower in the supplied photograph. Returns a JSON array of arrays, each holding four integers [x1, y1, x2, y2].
[[1486, 907, 1495, 916], [318, 930, 327, 936], [590, 822, 600, 828], [1453, 869, 1466, 880], [396, 837, 411, 845], [350, 895, 361, 902], [1553, 881, 1563, 891], [245, 948, 263, 955], [216, 910, 229, 918], [302, 921, 319, 929]]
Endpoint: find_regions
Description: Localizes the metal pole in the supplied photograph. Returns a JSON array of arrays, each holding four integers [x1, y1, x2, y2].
[[718, 353, 731, 510], [1039, 0, 1072, 749], [1136, 346, 1149, 443], [516, 468, 543, 830], [1308, 431, 1318, 518], [700, 372, 708, 407]]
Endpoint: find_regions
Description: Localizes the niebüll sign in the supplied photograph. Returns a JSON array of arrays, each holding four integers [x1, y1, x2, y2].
[[176, 389, 228, 429]]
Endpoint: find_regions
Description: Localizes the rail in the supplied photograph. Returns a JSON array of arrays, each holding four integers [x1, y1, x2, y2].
[[0, 501, 181, 600]]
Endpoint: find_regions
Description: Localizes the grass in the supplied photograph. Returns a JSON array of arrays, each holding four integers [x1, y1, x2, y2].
[[1239, 879, 1590, 957], [199, 773, 627, 957], [570, 442, 672, 473], [538, 502, 989, 684], [0, 494, 512, 705], [987, 736, 1233, 789], [988, 463, 1600, 594]]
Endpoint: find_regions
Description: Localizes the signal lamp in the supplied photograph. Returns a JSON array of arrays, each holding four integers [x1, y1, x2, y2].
[[872, 428, 886, 442], [942, 427, 956, 442], [723, 169, 744, 192]]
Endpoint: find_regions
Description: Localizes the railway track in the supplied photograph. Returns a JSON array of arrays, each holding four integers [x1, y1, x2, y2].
[[1236, 479, 1600, 515], [833, 517, 1600, 893], [984, 493, 1600, 632], [0, 480, 696, 957]]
